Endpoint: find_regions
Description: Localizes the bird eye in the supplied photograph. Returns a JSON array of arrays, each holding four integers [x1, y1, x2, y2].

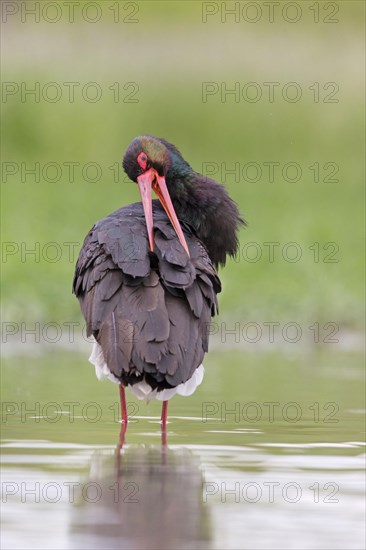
[[137, 152, 148, 170]]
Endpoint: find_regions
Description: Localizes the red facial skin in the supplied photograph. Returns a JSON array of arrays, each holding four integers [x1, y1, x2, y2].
[[137, 152, 147, 171]]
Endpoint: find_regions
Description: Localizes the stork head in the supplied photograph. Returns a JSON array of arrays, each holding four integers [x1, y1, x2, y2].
[[122, 135, 190, 256]]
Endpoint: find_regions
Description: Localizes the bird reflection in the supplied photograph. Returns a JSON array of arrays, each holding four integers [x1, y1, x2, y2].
[[69, 426, 210, 550]]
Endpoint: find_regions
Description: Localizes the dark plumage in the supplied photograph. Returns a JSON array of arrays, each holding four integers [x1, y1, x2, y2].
[[73, 135, 244, 427]]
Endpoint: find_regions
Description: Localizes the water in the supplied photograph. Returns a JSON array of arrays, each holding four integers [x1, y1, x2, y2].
[[1, 349, 365, 549]]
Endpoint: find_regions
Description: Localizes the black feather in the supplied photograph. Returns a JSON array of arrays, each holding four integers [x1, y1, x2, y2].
[[73, 202, 221, 390]]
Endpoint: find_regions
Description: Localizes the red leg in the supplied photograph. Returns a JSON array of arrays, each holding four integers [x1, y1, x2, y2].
[[161, 400, 168, 447], [119, 385, 128, 425], [116, 387, 128, 460], [161, 400, 168, 428]]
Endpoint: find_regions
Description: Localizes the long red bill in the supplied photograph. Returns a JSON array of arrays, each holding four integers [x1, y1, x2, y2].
[[137, 168, 190, 257], [137, 169, 154, 251]]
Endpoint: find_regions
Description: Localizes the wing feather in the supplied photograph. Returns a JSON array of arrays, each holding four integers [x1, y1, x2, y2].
[[73, 202, 221, 389]]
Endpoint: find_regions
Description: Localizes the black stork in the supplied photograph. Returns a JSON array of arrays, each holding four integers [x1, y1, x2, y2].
[[73, 135, 243, 433]]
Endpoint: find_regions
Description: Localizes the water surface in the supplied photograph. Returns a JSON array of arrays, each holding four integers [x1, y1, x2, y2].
[[1, 350, 365, 549]]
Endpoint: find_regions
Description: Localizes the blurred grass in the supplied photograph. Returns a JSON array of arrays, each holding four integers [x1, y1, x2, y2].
[[1, 1, 365, 331]]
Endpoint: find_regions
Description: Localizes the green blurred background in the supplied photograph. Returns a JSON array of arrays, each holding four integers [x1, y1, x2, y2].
[[1, 1, 364, 333]]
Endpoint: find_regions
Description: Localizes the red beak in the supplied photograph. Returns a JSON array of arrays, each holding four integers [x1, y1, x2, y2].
[[137, 168, 190, 257]]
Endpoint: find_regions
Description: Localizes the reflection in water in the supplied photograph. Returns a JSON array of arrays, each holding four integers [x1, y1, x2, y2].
[[1, 436, 365, 549], [69, 426, 210, 550], [2, 351, 365, 549]]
